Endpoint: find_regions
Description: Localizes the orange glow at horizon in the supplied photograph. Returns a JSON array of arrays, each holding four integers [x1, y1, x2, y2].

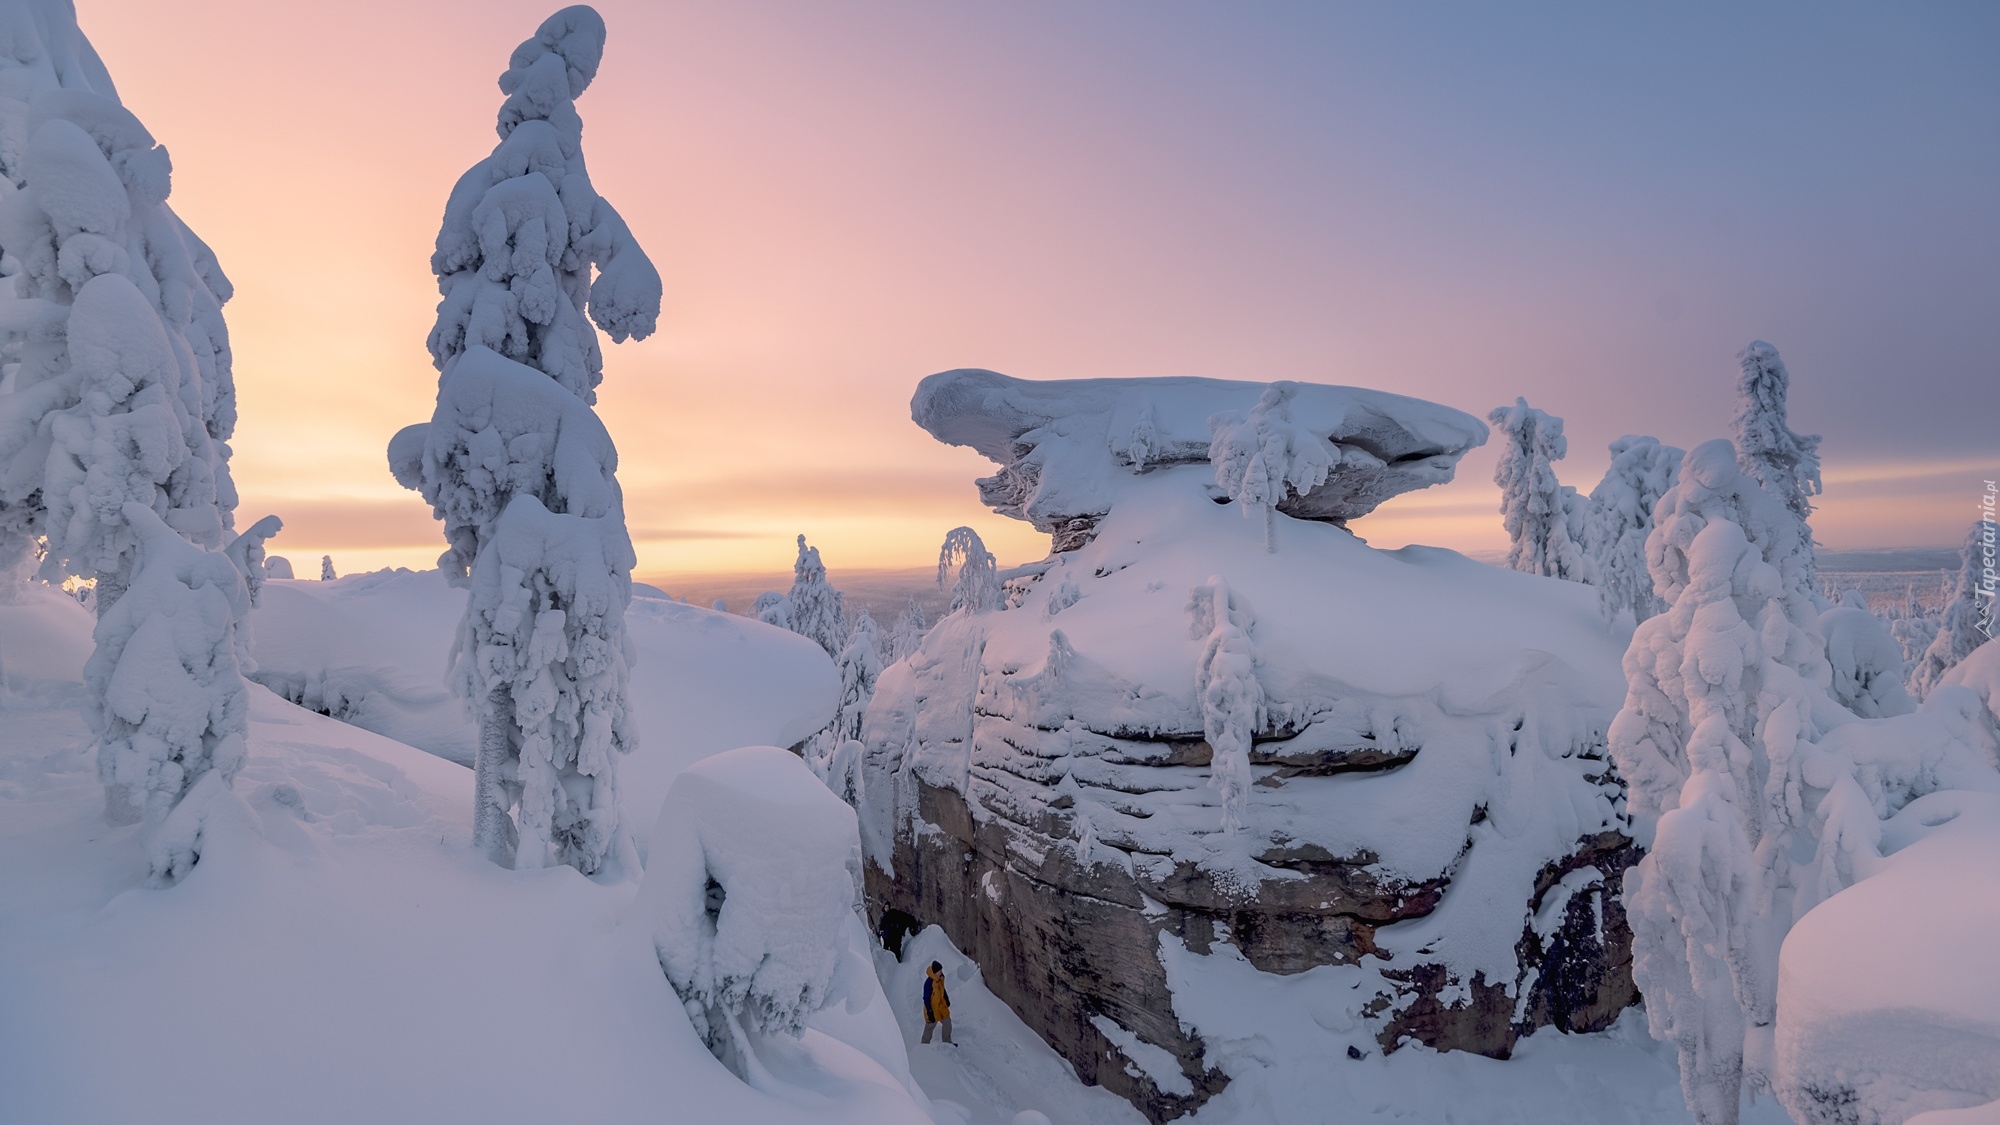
[[70, 1, 1993, 580]]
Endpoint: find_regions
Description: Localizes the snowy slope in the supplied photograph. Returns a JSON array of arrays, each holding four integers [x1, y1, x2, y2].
[[0, 584, 925, 1125], [246, 568, 840, 830]]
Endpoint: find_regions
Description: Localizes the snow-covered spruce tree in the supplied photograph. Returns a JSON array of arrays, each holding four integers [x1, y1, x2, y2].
[[0, 23, 271, 879], [887, 596, 928, 663], [1910, 519, 1997, 698], [1488, 397, 1587, 581], [831, 609, 881, 745], [1731, 341, 1821, 526], [388, 6, 661, 874], [938, 525, 1000, 614], [1608, 439, 1833, 1123], [1207, 381, 1334, 552], [319, 554, 335, 581], [1732, 342, 1822, 598], [1583, 435, 1682, 622], [1818, 601, 1915, 719], [783, 533, 845, 658], [91, 503, 254, 882], [750, 589, 790, 630], [1190, 576, 1261, 835]]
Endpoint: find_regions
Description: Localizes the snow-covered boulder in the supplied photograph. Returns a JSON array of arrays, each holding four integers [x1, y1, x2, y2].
[[863, 373, 1632, 1120], [633, 746, 872, 1078], [1774, 789, 2000, 1125], [912, 369, 1487, 550]]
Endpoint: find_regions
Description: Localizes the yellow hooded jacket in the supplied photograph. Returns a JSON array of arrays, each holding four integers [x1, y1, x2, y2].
[[923, 966, 951, 1022]]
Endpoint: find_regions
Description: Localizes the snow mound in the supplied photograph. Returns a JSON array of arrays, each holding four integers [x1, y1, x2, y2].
[[1775, 790, 2000, 1125], [912, 369, 1487, 548], [246, 568, 839, 836], [635, 746, 868, 1072], [0, 582, 928, 1125]]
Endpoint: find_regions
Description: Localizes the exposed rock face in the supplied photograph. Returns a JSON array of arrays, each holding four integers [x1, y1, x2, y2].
[[861, 374, 1639, 1122], [911, 369, 1488, 547]]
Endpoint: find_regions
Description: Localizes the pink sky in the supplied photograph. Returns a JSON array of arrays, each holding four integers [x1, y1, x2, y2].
[[76, 1, 1998, 578]]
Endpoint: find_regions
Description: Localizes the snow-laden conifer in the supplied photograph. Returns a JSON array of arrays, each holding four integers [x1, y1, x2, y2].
[[1190, 576, 1261, 834], [783, 534, 845, 658], [91, 503, 251, 880], [389, 6, 659, 874], [0, 9, 268, 877], [1582, 435, 1681, 622], [938, 526, 999, 614], [1207, 381, 1334, 552], [1608, 439, 1998, 1124], [1818, 604, 1915, 719], [887, 596, 928, 663], [1731, 341, 1821, 526], [749, 590, 789, 631], [1910, 519, 1997, 698], [831, 609, 881, 745], [1488, 397, 1587, 581], [320, 554, 335, 581]]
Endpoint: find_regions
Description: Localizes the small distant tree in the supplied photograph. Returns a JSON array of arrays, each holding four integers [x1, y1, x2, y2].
[[938, 526, 999, 614], [1208, 381, 1334, 552], [320, 555, 337, 581], [1489, 397, 1587, 582], [750, 590, 790, 630], [887, 596, 929, 662], [784, 534, 846, 658], [1583, 436, 1683, 622], [1910, 519, 1997, 698], [388, 6, 661, 875], [1189, 577, 1261, 834]]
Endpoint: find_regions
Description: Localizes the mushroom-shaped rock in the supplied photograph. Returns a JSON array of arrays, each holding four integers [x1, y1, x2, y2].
[[911, 369, 1487, 548]]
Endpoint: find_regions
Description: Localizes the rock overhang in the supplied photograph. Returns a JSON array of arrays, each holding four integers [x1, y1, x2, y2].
[[911, 368, 1490, 540]]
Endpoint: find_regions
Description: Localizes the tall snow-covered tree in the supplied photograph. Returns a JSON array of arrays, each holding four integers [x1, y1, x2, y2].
[[1731, 341, 1821, 526], [320, 554, 336, 581], [1190, 576, 1261, 834], [1910, 519, 1996, 698], [1606, 439, 1995, 1124], [938, 525, 999, 614], [1208, 381, 1334, 552], [388, 6, 661, 875], [783, 534, 846, 658], [1488, 397, 1587, 581], [0, 4, 267, 879], [1582, 435, 1682, 622]]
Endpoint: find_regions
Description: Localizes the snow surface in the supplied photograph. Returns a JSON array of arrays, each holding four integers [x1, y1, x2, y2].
[[0, 581, 928, 1125], [244, 567, 838, 824], [1775, 789, 2000, 1124]]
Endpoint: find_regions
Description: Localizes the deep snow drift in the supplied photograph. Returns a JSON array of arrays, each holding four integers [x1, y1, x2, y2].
[[0, 581, 933, 1125]]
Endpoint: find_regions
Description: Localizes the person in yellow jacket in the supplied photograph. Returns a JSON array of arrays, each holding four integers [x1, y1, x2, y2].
[[920, 961, 954, 1045]]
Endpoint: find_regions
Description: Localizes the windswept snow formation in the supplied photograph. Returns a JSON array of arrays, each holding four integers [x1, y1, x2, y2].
[[866, 372, 1633, 1120], [634, 746, 872, 1077], [912, 369, 1487, 551]]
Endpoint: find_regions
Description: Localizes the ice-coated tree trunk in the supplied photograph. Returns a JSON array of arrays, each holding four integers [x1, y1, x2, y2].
[[473, 688, 521, 864]]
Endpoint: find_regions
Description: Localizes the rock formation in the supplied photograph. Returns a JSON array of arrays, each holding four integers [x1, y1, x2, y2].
[[860, 371, 1641, 1121]]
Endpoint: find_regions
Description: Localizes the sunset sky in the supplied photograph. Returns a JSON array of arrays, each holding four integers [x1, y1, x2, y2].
[[76, 1, 1998, 579]]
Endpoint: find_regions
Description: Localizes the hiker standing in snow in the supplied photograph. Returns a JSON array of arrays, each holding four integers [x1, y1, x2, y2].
[[921, 960, 954, 1044]]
